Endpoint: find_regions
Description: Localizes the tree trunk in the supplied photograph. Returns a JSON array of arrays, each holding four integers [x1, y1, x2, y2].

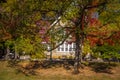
[[50, 49, 52, 60], [14, 44, 19, 59], [73, 9, 84, 73], [73, 30, 81, 74], [5, 46, 10, 60]]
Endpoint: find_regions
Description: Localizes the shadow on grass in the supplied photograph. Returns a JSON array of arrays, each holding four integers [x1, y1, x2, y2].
[[88, 62, 117, 74], [7, 60, 74, 76], [7, 60, 37, 76], [7, 60, 118, 75]]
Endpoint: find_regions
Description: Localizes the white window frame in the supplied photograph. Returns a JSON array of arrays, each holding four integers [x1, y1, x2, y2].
[[57, 42, 75, 52]]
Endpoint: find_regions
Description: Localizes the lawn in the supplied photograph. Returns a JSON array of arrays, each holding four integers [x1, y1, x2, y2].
[[0, 61, 120, 80]]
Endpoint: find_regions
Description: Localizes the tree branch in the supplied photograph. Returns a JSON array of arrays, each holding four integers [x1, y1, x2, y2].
[[85, 1, 107, 10], [101, 31, 118, 40], [47, 30, 74, 52]]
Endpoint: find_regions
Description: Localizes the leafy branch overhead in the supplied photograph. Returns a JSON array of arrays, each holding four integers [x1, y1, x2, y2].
[[0, 0, 120, 73]]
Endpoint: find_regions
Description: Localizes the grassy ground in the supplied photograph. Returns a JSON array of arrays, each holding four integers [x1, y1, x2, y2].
[[0, 61, 120, 80]]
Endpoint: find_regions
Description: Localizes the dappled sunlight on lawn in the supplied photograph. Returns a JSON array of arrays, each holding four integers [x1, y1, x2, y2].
[[0, 61, 120, 80]]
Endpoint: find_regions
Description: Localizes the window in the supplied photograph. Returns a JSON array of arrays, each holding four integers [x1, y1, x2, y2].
[[69, 47, 72, 51], [65, 43, 68, 51], [61, 47, 64, 51], [57, 42, 75, 52], [58, 47, 60, 51], [73, 43, 76, 51]]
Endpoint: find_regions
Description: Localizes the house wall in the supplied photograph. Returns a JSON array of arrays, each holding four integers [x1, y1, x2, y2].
[[45, 42, 75, 59]]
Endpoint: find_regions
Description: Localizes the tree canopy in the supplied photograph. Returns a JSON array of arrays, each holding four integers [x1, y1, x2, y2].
[[0, 0, 120, 73]]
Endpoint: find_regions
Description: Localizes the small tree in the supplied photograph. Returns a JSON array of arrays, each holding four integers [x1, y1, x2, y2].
[[15, 35, 46, 59]]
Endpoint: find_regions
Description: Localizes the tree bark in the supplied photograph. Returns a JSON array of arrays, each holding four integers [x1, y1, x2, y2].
[[49, 45, 53, 60], [14, 44, 19, 59], [73, 28, 81, 74], [73, 7, 85, 74], [5, 46, 10, 60]]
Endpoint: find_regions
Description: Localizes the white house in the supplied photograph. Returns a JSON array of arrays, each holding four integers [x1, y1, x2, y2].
[[44, 17, 76, 59]]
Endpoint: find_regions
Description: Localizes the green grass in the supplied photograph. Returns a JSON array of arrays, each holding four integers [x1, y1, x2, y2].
[[0, 61, 120, 80], [0, 62, 31, 80]]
